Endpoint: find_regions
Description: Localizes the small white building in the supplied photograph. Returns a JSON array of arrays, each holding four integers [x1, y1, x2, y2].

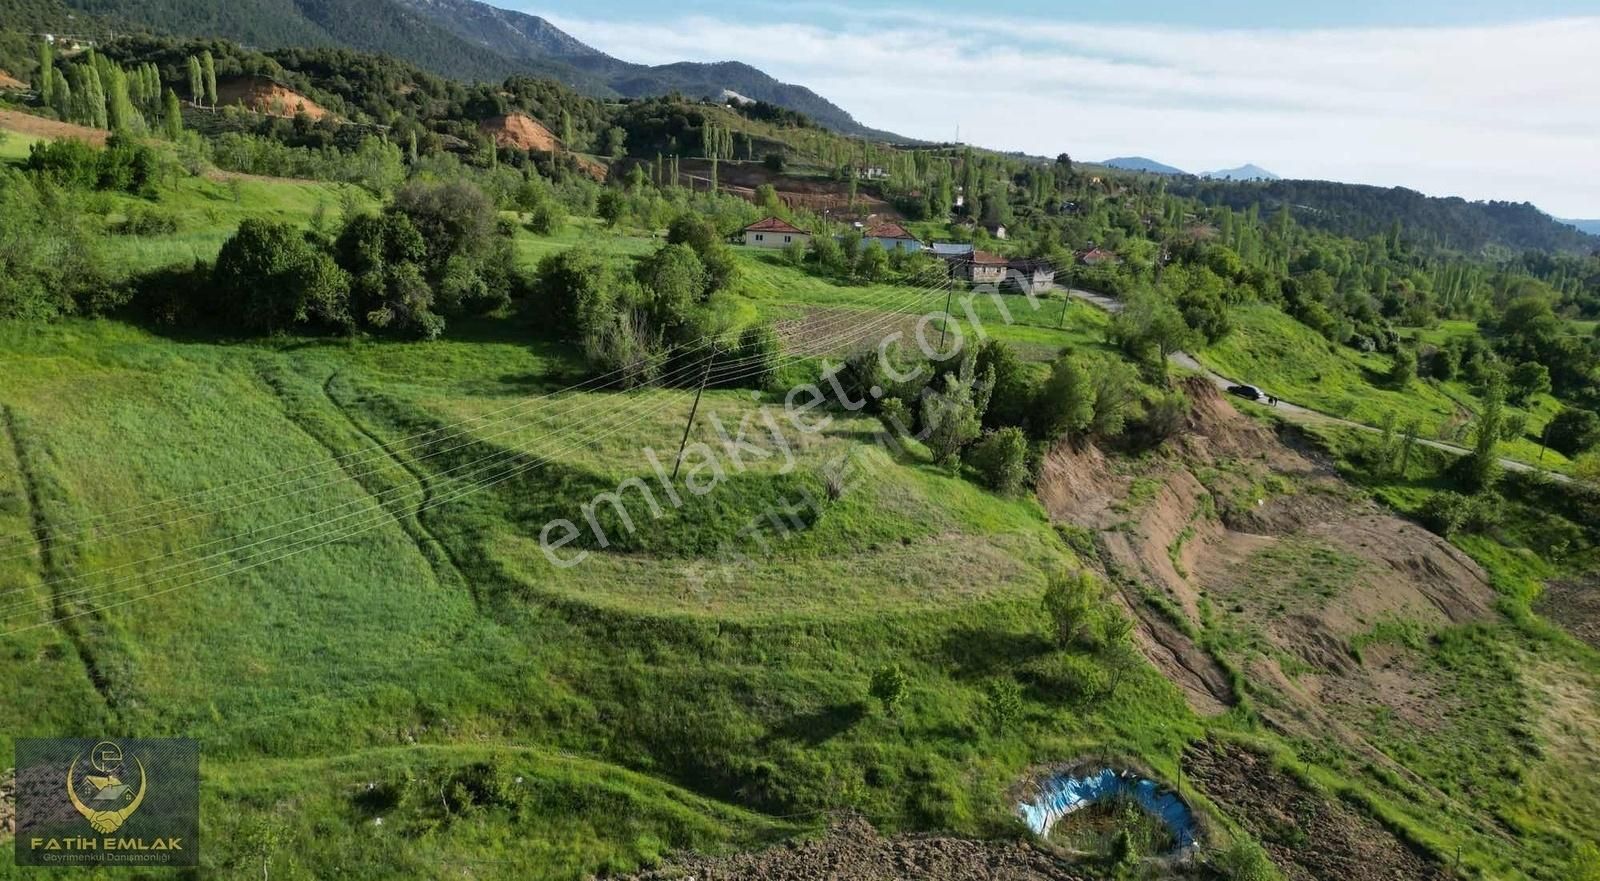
[[742, 217, 811, 248]]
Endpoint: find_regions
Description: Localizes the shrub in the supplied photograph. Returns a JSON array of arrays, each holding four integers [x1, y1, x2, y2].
[[724, 322, 780, 390], [1419, 490, 1501, 537], [1127, 389, 1188, 449], [1214, 838, 1277, 881], [1507, 360, 1551, 405], [982, 678, 1023, 734], [1387, 347, 1417, 387], [583, 309, 663, 389], [535, 247, 617, 338], [1547, 407, 1600, 457], [113, 206, 179, 236], [213, 219, 351, 334], [968, 427, 1029, 494], [1033, 354, 1095, 442], [1043, 569, 1102, 649], [869, 664, 908, 714], [1029, 653, 1108, 701], [526, 199, 565, 235]]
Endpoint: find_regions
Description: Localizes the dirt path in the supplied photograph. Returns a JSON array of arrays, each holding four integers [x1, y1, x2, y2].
[[1060, 286, 1569, 482]]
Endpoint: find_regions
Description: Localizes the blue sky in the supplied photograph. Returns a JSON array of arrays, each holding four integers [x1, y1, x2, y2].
[[511, 1, 1600, 216]]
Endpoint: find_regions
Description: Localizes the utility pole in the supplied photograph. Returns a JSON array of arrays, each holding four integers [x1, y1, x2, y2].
[[671, 347, 718, 482], [938, 271, 957, 352], [1057, 267, 1074, 328]]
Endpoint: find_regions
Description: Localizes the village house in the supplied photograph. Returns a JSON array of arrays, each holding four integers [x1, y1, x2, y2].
[[742, 217, 811, 249], [939, 249, 1007, 284], [1078, 247, 1119, 266], [982, 221, 1008, 240], [1006, 258, 1057, 294], [863, 222, 923, 253]]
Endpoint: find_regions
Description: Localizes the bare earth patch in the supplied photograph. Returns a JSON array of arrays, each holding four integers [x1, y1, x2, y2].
[[1537, 577, 1600, 650], [216, 75, 331, 120], [617, 813, 1089, 881], [1184, 741, 1447, 881], [0, 109, 107, 145], [480, 112, 561, 152], [0, 69, 27, 90]]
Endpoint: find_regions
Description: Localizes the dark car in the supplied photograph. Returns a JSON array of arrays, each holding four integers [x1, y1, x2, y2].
[[1227, 384, 1264, 402]]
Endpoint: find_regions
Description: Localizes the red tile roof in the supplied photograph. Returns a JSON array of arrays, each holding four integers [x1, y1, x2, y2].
[[864, 222, 917, 240], [972, 250, 1007, 264], [744, 216, 809, 235]]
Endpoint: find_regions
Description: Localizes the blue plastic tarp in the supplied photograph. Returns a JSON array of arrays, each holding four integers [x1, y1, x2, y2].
[[1017, 768, 1197, 850]]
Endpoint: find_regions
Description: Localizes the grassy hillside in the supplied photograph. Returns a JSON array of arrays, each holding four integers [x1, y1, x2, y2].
[[1200, 304, 1572, 470], [0, 307, 1212, 876]]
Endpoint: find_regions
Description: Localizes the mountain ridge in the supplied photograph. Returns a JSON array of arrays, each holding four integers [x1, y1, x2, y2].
[[58, 0, 898, 138], [59, 0, 902, 137]]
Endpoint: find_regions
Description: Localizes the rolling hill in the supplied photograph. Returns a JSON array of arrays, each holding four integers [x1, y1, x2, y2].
[[1171, 176, 1599, 255], [51, 0, 898, 138]]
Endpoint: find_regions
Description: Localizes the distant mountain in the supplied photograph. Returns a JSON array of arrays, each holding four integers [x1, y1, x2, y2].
[[1203, 163, 1279, 181], [58, 0, 897, 138], [1102, 156, 1188, 176], [1558, 218, 1600, 236], [391, 0, 903, 138]]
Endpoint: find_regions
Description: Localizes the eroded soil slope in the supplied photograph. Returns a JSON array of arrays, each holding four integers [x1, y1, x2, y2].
[[1038, 378, 1496, 732]]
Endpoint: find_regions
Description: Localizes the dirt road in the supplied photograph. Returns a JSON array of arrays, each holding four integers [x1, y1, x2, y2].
[[1060, 286, 1569, 482]]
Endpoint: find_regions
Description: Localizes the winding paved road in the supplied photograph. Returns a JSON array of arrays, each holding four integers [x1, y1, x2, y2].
[[1060, 286, 1570, 482]]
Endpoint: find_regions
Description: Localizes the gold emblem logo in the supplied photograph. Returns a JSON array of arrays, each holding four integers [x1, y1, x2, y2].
[[65, 741, 148, 834]]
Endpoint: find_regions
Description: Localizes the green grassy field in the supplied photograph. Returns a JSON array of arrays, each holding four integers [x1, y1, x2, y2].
[[0, 315, 1209, 878]]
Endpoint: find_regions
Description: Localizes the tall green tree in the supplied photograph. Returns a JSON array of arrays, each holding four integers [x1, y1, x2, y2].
[[34, 39, 54, 104], [47, 69, 70, 119], [201, 51, 218, 107], [162, 89, 183, 140], [1034, 354, 1096, 442], [187, 56, 203, 105]]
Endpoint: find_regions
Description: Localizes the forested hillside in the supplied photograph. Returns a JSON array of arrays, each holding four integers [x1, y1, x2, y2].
[[1172, 176, 1598, 256]]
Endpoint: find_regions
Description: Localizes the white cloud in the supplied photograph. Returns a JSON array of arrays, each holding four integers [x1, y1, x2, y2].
[[544, 10, 1600, 216]]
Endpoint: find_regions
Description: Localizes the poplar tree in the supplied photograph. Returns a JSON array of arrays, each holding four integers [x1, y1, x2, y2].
[[163, 88, 183, 139], [202, 51, 218, 107], [187, 56, 203, 105], [35, 39, 54, 103], [48, 69, 70, 119]]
